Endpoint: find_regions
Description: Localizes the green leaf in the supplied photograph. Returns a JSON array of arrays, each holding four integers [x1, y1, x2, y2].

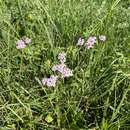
[[45, 114, 53, 123]]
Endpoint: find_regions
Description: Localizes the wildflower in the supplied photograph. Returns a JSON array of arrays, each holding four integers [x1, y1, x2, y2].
[[86, 36, 96, 49], [24, 37, 32, 44], [16, 40, 26, 49], [62, 67, 73, 77], [77, 37, 85, 46], [58, 52, 66, 63], [42, 75, 58, 87], [16, 37, 32, 49], [52, 64, 66, 73], [52, 52, 73, 78], [99, 35, 106, 42], [52, 63, 73, 78], [21, 36, 32, 44], [42, 78, 48, 85]]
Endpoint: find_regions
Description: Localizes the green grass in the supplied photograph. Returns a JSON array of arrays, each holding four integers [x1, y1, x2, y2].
[[0, 0, 130, 129]]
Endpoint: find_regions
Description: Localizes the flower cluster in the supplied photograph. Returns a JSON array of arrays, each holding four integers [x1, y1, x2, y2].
[[58, 52, 66, 63], [52, 52, 73, 78], [86, 36, 97, 49], [77, 35, 106, 49], [16, 37, 32, 49], [16, 34, 106, 88], [77, 38, 85, 46], [42, 52, 73, 87], [42, 75, 58, 87], [52, 64, 73, 78]]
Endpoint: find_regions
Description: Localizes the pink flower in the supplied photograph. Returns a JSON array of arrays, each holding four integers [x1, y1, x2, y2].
[[52, 64, 66, 73], [62, 67, 73, 77], [87, 44, 94, 49], [86, 36, 96, 49], [52, 52, 73, 79], [77, 38, 84, 46], [52, 63, 73, 78], [16, 40, 26, 49], [16, 37, 32, 49], [99, 35, 106, 42], [58, 52, 66, 63], [42, 75, 58, 87]]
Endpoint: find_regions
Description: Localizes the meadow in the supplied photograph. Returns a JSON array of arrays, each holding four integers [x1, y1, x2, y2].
[[0, 0, 130, 129]]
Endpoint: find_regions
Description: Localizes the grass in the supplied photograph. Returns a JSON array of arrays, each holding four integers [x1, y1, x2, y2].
[[0, 0, 130, 129]]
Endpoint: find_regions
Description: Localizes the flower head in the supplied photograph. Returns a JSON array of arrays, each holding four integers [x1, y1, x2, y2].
[[99, 35, 106, 42], [16, 40, 26, 49], [86, 36, 96, 49], [62, 67, 73, 77], [16, 37, 32, 49], [52, 52, 73, 79], [58, 52, 66, 63], [42, 78, 48, 85], [77, 38, 84, 46], [24, 37, 32, 44], [52, 64, 66, 73], [42, 75, 58, 87], [52, 63, 73, 78]]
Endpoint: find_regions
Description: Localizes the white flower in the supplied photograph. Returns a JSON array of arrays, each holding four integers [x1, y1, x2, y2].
[[99, 35, 106, 42]]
